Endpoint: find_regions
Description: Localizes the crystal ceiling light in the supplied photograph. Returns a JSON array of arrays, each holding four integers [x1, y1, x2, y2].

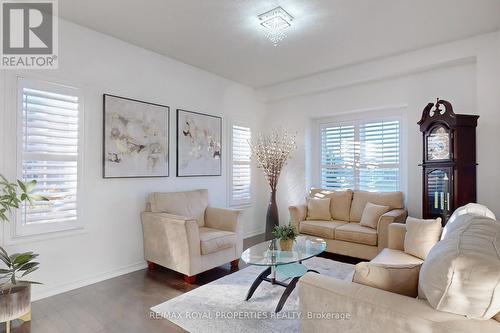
[[258, 6, 293, 46]]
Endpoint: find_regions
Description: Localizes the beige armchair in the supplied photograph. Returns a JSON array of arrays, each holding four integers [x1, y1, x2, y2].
[[141, 189, 243, 283]]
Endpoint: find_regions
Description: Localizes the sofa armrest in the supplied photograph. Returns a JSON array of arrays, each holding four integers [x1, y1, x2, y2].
[[289, 204, 307, 230], [377, 209, 407, 251], [205, 207, 243, 233], [298, 273, 500, 333], [388, 223, 407, 251], [141, 212, 200, 274]]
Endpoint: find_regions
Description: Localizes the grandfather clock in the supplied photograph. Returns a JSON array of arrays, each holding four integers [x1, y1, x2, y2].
[[418, 99, 478, 225]]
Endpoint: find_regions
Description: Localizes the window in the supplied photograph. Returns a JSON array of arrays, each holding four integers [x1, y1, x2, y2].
[[17, 78, 82, 236], [230, 124, 252, 206], [320, 118, 400, 192]]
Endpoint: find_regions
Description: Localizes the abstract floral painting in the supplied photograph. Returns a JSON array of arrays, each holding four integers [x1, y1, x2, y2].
[[103, 94, 169, 178], [177, 109, 222, 177]]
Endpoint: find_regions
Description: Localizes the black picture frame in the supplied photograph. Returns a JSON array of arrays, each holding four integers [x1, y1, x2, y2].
[[176, 109, 222, 177], [103, 94, 170, 178]]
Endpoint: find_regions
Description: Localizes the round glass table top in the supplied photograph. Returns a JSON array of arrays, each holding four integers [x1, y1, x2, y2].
[[241, 235, 327, 266]]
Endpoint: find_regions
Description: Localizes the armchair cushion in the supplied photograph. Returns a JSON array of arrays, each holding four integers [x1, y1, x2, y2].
[[353, 261, 421, 297], [199, 227, 236, 255], [360, 202, 390, 229], [404, 217, 442, 260], [335, 223, 378, 246], [372, 248, 423, 266], [306, 197, 331, 220], [148, 189, 209, 226], [299, 220, 347, 239]]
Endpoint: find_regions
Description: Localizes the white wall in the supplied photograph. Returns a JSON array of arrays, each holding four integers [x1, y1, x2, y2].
[[259, 31, 500, 222], [0, 20, 266, 300]]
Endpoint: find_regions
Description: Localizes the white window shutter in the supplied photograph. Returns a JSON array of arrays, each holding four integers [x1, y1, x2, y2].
[[320, 118, 401, 192], [19, 81, 81, 235], [230, 125, 251, 206], [359, 120, 400, 192], [320, 124, 356, 190]]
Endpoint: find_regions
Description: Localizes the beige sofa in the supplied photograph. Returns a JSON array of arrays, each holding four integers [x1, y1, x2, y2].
[[141, 189, 243, 283], [298, 223, 500, 332], [289, 189, 407, 260]]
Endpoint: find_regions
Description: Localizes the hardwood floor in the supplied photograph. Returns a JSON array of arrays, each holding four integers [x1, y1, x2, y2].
[[2, 234, 362, 333]]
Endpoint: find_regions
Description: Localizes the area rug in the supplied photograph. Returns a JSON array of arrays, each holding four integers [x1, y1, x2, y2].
[[151, 257, 354, 333]]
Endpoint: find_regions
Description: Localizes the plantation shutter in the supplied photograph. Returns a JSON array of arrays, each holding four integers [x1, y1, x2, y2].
[[320, 118, 400, 192], [359, 120, 400, 192], [231, 125, 252, 206], [320, 124, 356, 190], [21, 85, 80, 227]]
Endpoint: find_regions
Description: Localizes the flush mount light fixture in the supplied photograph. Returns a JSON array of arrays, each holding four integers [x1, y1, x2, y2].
[[258, 6, 293, 46]]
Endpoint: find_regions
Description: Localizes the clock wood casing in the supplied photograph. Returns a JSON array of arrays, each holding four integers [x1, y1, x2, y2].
[[418, 99, 478, 225]]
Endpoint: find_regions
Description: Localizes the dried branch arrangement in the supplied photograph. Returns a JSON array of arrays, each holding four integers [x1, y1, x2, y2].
[[250, 130, 297, 191]]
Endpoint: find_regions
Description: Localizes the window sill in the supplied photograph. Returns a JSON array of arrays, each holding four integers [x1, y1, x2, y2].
[[229, 203, 253, 209], [6, 226, 87, 246]]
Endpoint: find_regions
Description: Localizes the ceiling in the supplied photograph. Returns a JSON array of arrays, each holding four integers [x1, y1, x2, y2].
[[59, 0, 500, 88]]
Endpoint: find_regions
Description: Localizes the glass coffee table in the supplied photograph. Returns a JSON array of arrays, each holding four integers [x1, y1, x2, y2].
[[241, 235, 327, 312]]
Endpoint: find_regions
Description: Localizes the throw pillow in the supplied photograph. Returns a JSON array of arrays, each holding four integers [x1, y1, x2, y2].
[[353, 261, 421, 297], [419, 214, 500, 319], [404, 216, 441, 260], [306, 197, 331, 221], [359, 202, 390, 229]]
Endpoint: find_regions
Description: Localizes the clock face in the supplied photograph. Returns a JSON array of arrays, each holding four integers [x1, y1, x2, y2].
[[427, 126, 450, 160]]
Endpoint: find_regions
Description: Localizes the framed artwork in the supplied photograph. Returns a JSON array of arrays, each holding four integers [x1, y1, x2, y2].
[[176, 109, 222, 177], [103, 94, 169, 178]]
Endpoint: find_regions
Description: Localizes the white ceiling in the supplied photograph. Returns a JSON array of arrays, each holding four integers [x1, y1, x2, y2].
[[59, 0, 500, 88]]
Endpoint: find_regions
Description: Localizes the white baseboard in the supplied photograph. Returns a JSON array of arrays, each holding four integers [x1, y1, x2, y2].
[[244, 228, 265, 238], [31, 261, 147, 301], [32, 232, 264, 302]]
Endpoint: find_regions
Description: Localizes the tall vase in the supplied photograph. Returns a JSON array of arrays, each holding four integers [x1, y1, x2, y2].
[[265, 190, 279, 240]]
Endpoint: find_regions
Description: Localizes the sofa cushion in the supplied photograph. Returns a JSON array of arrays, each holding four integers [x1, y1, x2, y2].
[[300, 220, 347, 239], [306, 197, 331, 221], [353, 261, 421, 297], [350, 191, 404, 222], [371, 248, 424, 266], [149, 189, 209, 226], [404, 217, 442, 260], [335, 223, 378, 246], [419, 213, 500, 320], [309, 188, 353, 221], [359, 202, 390, 229], [199, 227, 236, 255]]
